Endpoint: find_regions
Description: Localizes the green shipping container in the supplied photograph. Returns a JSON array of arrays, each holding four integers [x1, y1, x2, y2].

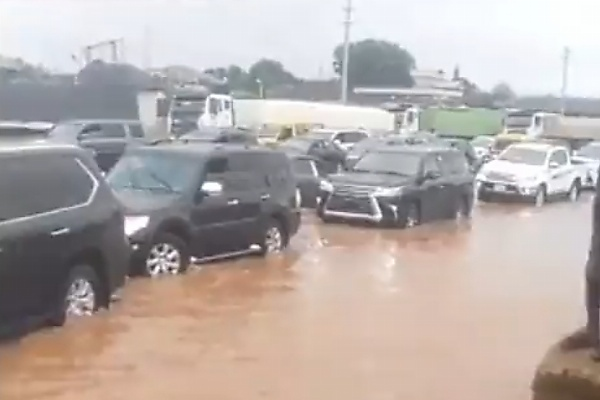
[[420, 108, 504, 138]]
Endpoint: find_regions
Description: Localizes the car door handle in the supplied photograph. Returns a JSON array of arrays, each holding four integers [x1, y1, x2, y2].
[[261, 194, 270, 200], [50, 227, 70, 237], [227, 199, 239, 205]]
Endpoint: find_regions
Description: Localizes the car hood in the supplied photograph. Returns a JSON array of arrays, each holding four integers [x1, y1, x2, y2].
[[481, 160, 545, 177], [329, 172, 414, 187], [113, 189, 180, 215]]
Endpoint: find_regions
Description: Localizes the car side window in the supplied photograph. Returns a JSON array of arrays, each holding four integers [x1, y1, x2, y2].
[[422, 154, 441, 176], [0, 155, 95, 222], [208, 98, 219, 115], [228, 153, 267, 190], [98, 123, 127, 138], [128, 124, 145, 138], [550, 150, 568, 165]]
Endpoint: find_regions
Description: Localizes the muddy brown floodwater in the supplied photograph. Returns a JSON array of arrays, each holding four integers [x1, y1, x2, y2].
[[0, 198, 593, 400]]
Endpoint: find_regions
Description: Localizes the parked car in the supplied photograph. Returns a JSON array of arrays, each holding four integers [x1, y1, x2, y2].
[[178, 127, 259, 145], [308, 128, 370, 151], [317, 144, 474, 228], [572, 141, 600, 188], [44, 119, 149, 172], [106, 142, 302, 277], [0, 143, 129, 338], [278, 133, 347, 175], [290, 155, 328, 208], [476, 142, 581, 206]]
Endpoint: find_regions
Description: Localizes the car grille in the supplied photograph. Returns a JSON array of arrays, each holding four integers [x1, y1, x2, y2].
[[333, 184, 377, 197], [326, 193, 374, 215], [485, 171, 515, 182]]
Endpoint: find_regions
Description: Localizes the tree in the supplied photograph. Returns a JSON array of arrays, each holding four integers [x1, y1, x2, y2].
[[248, 58, 297, 88], [491, 82, 516, 105], [332, 39, 416, 89]]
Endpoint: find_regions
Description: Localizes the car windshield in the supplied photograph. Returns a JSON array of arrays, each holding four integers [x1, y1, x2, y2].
[[282, 138, 313, 152], [353, 151, 422, 176], [107, 152, 199, 194], [576, 144, 600, 160], [498, 146, 547, 166], [291, 158, 315, 175]]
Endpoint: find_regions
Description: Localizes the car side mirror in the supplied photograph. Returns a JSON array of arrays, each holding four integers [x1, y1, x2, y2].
[[549, 161, 559, 169]]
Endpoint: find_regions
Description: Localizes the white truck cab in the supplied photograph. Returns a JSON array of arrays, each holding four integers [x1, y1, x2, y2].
[[475, 142, 580, 206]]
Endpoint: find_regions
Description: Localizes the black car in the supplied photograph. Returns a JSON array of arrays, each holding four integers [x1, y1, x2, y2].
[[317, 145, 474, 228], [345, 133, 436, 169], [308, 128, 370, 151], [178, 127, 259, 145], [44, 119, 148, 172], [0, 143, 129, 338], [290, 155, 328, 208], [278, 133, 347, 175], [106, 142, 302, 277]]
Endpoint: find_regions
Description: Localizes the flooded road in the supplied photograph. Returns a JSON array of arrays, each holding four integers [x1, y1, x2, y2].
[[0, 198, 592, 400]]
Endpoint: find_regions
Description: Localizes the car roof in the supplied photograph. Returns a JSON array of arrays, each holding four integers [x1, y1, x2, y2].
[[510, 142, 562, 151], [59, 119, 141, 125], [133, 141, 278, 158], [370, 143, 457, 155], [0, 140, 85, 156]]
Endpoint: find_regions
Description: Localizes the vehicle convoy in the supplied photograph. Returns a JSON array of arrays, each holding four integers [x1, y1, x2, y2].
[[106, 143, 301, 277], [277, 133, 347, 175], [0, 143, 129, 338], [476, 142, 581, 206], [44, 119, 149, 172], [289, 155, 328, 208], [317, 145, 474, 228]]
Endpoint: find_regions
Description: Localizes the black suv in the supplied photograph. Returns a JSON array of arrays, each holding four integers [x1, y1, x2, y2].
[[178, 127, 259, 145], [317, 145, 474, 228], [45, 119, 148, 172], [106, 142, 302, 277], [0, 144, 129, 338]]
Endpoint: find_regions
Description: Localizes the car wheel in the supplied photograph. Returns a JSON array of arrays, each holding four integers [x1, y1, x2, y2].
[[568, 180, 580, 202], [402, 203, 420, 228], [259, 219, 288, 255], [534, 185, 547, 207], [50, 265, 102, 326], [143, 233, 190, 277]]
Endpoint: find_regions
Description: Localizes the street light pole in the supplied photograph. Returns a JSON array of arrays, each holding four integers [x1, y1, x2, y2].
[[340, 0, 353, 103], [560, 46, 570, 116]]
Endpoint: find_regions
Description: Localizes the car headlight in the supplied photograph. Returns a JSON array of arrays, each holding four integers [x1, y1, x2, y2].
[[319, 180, 334, 192], [124, 215, 149, 236], [373, 186, 404, 197]]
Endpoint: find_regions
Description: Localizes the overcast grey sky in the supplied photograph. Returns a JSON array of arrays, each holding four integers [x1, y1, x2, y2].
[[0, 0, 598, 96]]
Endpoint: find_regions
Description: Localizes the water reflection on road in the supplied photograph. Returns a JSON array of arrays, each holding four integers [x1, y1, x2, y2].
[[0, 198, 592, 400]]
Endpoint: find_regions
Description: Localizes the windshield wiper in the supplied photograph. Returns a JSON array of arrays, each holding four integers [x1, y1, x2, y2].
[[145, 170, 175, 192]]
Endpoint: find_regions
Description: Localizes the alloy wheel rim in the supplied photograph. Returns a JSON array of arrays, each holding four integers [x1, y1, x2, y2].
[[146, 243, 182, 276], [65, 278, 96, 318], [265, 226, 283, 253]]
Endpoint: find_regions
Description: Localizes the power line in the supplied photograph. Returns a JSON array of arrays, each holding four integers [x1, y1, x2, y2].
[[340, 0, 353, 103]]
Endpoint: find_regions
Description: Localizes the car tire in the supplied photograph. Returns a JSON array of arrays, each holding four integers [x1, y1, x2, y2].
[[401, 202, 420, 229], [49, 264, 102, 327], [533, 185, 547, 207], [142, 232, 190, 278], [258, 218, 288, 255], [568, 180, 580, 202]]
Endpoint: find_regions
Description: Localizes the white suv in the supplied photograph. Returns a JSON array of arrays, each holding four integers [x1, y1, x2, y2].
[[475, 142, 580, 206]]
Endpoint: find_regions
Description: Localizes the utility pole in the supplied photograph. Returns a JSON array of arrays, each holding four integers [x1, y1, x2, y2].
[[560, 46, 570, 116], [340, 0, 353, 103]]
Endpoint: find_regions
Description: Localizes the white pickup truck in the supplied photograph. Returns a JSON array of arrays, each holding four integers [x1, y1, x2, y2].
[[475, 142, 581, 206]]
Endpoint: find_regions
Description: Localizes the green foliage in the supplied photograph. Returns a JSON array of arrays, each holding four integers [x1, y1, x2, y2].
[[332, 39, 416, 89]]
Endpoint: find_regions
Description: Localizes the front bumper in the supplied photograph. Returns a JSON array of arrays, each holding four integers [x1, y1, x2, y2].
[[476, 179, 539, 197], [317, 192, 402, 224]]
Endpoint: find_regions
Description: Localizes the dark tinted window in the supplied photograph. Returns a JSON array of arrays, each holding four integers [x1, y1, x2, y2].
[[100, 123, 127, 138], [550, 149, 568, 165], [0, 154, 95, 222], [128, 124, 145, 138], [439, 152, 468, 175], [353, 151, 422, 176], [336, 131, 367, 143]]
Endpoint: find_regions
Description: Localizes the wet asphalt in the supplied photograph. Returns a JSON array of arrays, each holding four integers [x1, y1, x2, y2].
[[0, 196, 592, 400]]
